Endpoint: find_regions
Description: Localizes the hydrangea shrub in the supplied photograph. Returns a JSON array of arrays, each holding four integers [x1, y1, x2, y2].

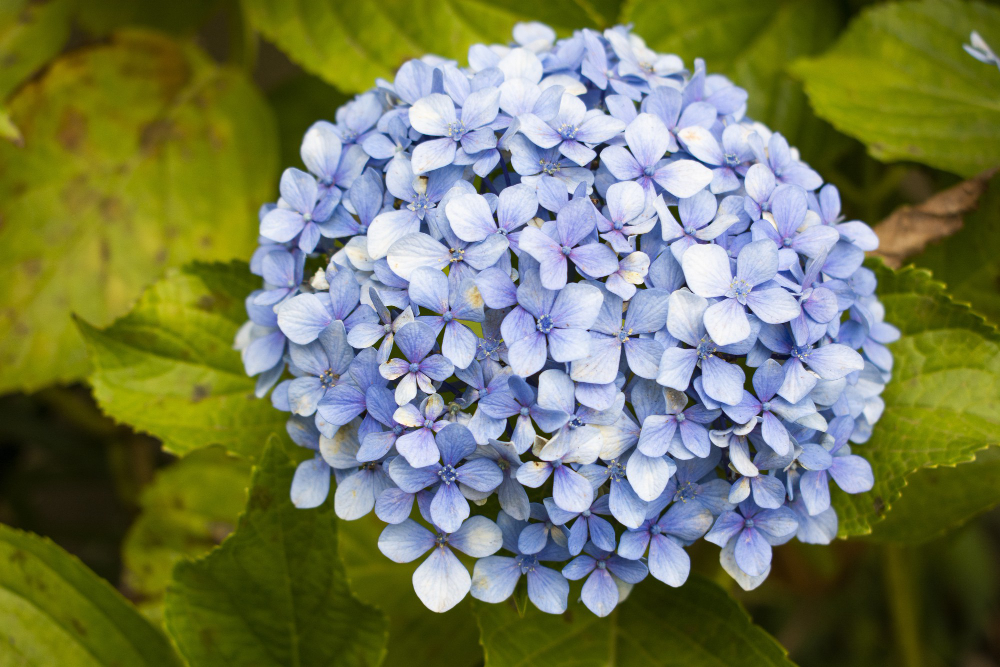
[[236, 22, 894, 617]]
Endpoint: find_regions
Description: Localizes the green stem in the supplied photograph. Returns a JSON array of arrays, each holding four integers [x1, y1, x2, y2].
[[883, 545, 923, 667]]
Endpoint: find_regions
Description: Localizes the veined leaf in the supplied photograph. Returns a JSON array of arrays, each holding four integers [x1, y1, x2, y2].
[[0, 31, 277, 392], [164, 438, 388, 666], [0, 524, 181, 666], [793, 0, 1000, 177], [79, 261, 286, 459]]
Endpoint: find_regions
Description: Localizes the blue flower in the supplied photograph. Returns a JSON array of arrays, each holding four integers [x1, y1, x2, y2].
[[618, 500, 712, 586], [797, 416, 874, 515], [678, 124, 755, 193], [518, 93, 625, 166], [656, 289, 752, 406], [243, 20, 894, 607], [300, 122, 369, 208], [600, 113, 712, 199], [704, 500, 797, 577], [387, 423, 502, 532], [571, 285, 669, 384], [408, 88, 501, 173], [366, 159, 464, 259], [378, 515, 502, 612], [260, 168, 339, 252], [500, 269, 603, 376], [471, 510, 570, 614], [682, 239, 801, 346], [544, 494, 616, 555], [562, 543, 648, 617], [965, 31, 1000, 70], [519, 198, 619, 290]]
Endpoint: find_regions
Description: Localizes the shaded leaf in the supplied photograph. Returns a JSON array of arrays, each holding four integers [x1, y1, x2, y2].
[[0, 30, 278, 392], [75, 0, 223, 36], [122, 447, 252, 624], [476, 575, 795, 666], [870, 445, 1000, 543], [241, 0, 606, 93], [79, 261, 286, 459], [0, 523, 181, 666], [834, 262, 1000, 535], [267, 72, 350, 171], [624, 0, 843, 154], [793, 0, 1000, 177], [0, 0, 73, 99], [164, 438, 388, 667]]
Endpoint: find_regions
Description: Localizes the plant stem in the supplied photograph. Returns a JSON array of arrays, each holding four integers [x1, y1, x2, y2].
[[883, 545, 923, 667]]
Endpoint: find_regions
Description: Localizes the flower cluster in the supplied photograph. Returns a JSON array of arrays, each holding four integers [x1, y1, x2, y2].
[[236, 22, 896, 616]]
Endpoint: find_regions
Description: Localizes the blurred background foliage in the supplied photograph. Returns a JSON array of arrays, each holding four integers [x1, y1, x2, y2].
[[1, 0, 999, 665]]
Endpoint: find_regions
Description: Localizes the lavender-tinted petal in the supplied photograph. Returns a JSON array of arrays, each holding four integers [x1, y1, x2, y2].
[[412, 547, 471, 612], [379, 519, 435, 562], [580, 568, 619, 617], [471, 556, 521, 603]]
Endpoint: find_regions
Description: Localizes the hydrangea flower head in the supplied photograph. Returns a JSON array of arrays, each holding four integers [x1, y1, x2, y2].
[[238, 21, 892, 616]]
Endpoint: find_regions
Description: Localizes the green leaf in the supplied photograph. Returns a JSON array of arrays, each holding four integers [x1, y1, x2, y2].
[[75, 0, 223, 36], [164, 438, 388, 667], [240, 0, 606, 93], [911, 172, 1000, 325], [339, 516, 485, 667], [0, 30, 278, 393], [0, 523, 181, 666], [792, 0, 1000, 177], [122, 446, 252, 624], [869, 445, 1000, 543], [834, 262, 1000, 536], [476, 575, 795, 666], [0, 0, 74, 100], [622, 0, 843, 154], [78, 260, 287, 459]]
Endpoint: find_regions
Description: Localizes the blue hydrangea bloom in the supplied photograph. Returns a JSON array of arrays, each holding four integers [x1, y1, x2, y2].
[[239, 21, 891, 615]]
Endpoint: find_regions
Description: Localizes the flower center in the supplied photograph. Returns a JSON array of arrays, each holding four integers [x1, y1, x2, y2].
[[445, 120, 467, 139], [616, 327, 632, 343], [729, 278, 752, 302], [761, 401, 772, 412], [516, 554, 538, 572], [408, 362, 421, 373], [792, 346, 812, 363], [536, 314, 554, 334], [608, 460, 626, 482], [539, 158, 561, 175], [560, 245, 572, 256], [569, 416, 584, 428], [319, 368, 339, 389], [744, 518, 755, 528], [519, 406, 530, 417], [696, 336, 717, 360], [438, 464, 459, 485], [449, 248, 465, 263], [557, 123, 579, 140], [650, 524, 662, 535], [407, 194, 433, 215], [676, 481, 698, 502]]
